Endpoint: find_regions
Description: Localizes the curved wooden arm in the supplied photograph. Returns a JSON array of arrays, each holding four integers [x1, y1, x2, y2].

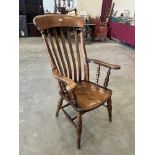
[[52, 69, 76, 92], [87, 58, 121, 70]]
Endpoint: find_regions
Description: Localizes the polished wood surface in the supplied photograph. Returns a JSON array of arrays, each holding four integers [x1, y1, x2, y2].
[[33, 14, 120, 149], [33, 14, 84, 31], [53, 69, 76, 92], [74, 81, 112, 111], [87, 58, 121, 69]]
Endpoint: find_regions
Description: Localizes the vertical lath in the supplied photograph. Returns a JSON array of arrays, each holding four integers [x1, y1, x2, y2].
[[67, 30, 77, 81], [45, 27, 88, 83], [60, 29, 72, 79], [48, 29, 63, 75], [41, 31, 56, 69], [80, 31, 89, 81], [42, 30, 64, 94], [74, 30, 81, 81], [53, 28, 67, 76]]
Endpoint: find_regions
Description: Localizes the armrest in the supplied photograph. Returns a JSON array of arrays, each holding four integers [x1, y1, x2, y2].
[[52, 69, 76, 92], [87, 58, 121, 70]]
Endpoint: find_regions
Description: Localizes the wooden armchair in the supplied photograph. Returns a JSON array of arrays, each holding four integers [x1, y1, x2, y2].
[[91, 17, 109, 41], [33, 14, 121, 149]]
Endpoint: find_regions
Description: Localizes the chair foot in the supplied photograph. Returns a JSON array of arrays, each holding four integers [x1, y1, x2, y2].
[[76, 112, 82, 149], [55, 97, 63, 117], [107, 97, 112, 122]]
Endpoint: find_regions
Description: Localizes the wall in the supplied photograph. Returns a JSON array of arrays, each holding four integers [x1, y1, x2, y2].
[[43, 0, 54, 12], [77, 0, 134, 18], [113, 0, 135, 17], [77, 0, 103, 17]]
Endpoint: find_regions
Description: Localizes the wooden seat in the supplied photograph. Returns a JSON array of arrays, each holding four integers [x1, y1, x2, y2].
[[33, 14, 120, 149], [74, 81, 112, 111]]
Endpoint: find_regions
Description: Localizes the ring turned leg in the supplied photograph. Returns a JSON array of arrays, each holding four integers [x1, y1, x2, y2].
[[76, 112, 82, 149], [55, 97, 63, 117], [107, 97, 112, 122]]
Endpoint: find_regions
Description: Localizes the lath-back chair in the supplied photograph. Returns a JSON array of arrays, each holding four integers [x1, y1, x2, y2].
[[33, 14, 121, 149]]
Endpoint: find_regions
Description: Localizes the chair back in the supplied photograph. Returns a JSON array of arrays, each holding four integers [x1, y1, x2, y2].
[[33, 14, 89, 82]]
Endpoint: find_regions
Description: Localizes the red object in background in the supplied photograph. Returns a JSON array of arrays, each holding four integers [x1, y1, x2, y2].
[[101, 0, 112, 22], [108, 22, 135, 46], [91, 18, 108, 41]]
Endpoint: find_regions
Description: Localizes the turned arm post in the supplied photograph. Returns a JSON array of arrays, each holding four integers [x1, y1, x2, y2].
[[103, 68, 111, 89], [87, 58, 120, 88], [96, 66, 111, 89], [96, 64, 101, 85]]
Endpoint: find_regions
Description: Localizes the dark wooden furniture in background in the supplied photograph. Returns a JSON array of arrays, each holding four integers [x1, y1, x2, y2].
[[33, 14, 121, 149], [84, 23, 96, 40], [91, 17, 109, 41], [19, 0, 44, 36], [19, 15, 28, 37]]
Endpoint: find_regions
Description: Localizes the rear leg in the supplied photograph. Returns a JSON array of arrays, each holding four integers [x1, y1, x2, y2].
[[56, 97, 63, 117], [107, 97, 112, 122]]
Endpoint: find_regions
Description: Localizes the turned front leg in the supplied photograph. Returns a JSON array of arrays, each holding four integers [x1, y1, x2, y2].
[[76, 112, 82, 149], [56, 97, 63, 117], [107, 97, 112, 122]]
